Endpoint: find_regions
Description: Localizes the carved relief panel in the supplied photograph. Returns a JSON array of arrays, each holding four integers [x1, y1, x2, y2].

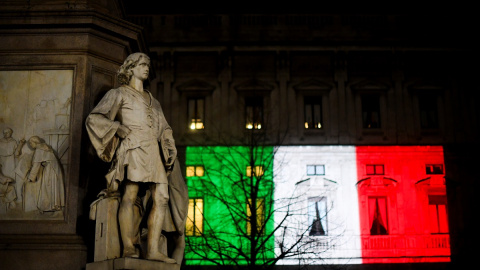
[[0, 70, 72, 220]]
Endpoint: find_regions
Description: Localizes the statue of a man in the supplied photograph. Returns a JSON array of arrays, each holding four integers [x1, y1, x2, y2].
[[27, 136, 65, 213], [0, 128, 18, 179], [86, 52, 184, 264], [0, 128, 28, 209]]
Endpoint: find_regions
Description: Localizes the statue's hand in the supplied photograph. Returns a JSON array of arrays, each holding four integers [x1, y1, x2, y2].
[[107, 180, 120, 194], [165, 157, 174, 168], [117, 125, 131, 139], [165, 148, 176, 167], [4, 177, 14, 183]]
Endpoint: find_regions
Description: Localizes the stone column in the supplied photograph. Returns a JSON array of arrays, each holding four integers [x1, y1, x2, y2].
[[0, 1, 148, 269]]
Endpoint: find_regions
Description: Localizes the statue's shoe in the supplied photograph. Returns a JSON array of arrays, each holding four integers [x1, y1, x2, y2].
[[146, 252, 176, 264]]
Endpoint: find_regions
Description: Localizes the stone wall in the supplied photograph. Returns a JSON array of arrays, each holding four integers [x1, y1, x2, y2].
[[0, 1, 147, 269]]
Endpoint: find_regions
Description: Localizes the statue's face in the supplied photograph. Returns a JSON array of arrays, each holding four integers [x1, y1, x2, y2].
[[130, 57, 150, 82], [28, 138, 38, 149], [28, 141, 36, 148], [3, 129, 12, 138]]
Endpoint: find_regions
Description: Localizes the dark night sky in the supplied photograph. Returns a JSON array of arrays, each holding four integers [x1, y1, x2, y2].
[[120, 1, 469, 16]]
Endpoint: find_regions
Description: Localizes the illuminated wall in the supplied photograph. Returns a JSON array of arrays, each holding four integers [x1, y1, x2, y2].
[[274, 146, 362, 265], [185, 145, 450, 265], [184, 146, 275, 265], [356, 146, 450, 263]]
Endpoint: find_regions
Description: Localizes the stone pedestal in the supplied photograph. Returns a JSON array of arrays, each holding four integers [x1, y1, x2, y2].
[[93, 197, 121, 261], [86, 257, 181, 270]]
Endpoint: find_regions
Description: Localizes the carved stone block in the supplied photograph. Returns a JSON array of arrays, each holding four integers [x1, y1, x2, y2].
[[94, 197, 121, 261]]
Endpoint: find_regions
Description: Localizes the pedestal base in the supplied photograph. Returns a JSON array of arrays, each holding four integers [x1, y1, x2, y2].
[[86, 257, 181, 270]]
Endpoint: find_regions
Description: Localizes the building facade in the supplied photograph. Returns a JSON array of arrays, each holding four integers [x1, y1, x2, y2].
[[127, 11, 473, 269], [0, 1, 476, 269]]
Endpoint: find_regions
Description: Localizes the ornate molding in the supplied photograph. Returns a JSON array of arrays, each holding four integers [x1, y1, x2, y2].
[[407, 80, 445, 94], [356, 176, 398, 189], [176, 78, 216, 95], [293, 79, 333, 95], [350, 79, 391, 93], [234, 79, 274, 95]]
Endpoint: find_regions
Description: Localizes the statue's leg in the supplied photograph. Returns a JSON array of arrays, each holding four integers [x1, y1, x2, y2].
[[118, 181, 140, 258], [132, 198, 143, 246], [145, 183, 176, 264]]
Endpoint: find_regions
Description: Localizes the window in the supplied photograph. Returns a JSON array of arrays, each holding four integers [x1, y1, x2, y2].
[[188, 98, 205, 130], [361, 94, 381, 128], [245, 97, 263, 129], [307, 165, 325, 176], [366, 164, 384, 175], [308, 197, 327, 236], [186, 198, 204, 236], [428, 195, 448, 234], [186, 165, 205, 177], [426, 164, 443, 175], [304, 96, 322, 129], [418, 94, 439, 129], [246, 166, 264, 177], [247, 198, 265, 235], [369, 197, 388, 235]]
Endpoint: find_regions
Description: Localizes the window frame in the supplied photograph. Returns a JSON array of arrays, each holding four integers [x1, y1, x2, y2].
[[308, 196, 328, 236], [366, 164, 384, 175], [187, 97, 205, 130], [306, 165, 325, 176], [186, 165, 205, 177], [368, 196, 389, 235], [408, 84, 445, 136], [426, 164, 443, 175], [351, 81, 390, 138], [361, 93, 382, 129], [428, 195, 449, 234], [246, 165, 264, 177], [186, 198, 204, 236], [246, 197, 265, 235], [418, 93, 440, 129], [245, 97, 264, 130], [304, 96, 323, 129]]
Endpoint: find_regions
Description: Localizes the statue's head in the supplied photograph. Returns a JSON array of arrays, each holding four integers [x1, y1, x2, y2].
[[117, 52, 151, 86], [3, 128, 13, 138], [28, 136, 43, 149]]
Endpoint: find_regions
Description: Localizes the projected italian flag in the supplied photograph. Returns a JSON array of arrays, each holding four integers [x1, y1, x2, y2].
[[356, 146, 449, 263], [185, 145, 450, 265]]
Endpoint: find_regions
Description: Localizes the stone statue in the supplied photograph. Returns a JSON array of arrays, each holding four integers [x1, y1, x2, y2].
[[26, 136, 65, 212], [0, 128, 19, 180], [0, 164, 17, 213], [0, 128, 66, 216], [0, 127, 24, 212], [86, 52, 188, 265]]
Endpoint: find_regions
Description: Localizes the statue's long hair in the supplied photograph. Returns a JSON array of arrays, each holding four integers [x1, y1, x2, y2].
[[28, 136, 52, 151], [117, 52, 150, 86]]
